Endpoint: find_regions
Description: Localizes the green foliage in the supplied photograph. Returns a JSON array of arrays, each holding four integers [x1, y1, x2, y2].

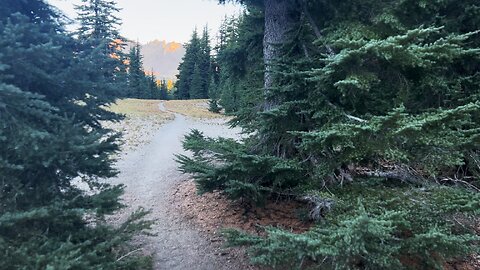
[[190, 64, 204, 99], [75, 0, 128, 98], [0, 200, 153, 269], [219, 79, 240, 113], [127, 43, 146, 98], [178, 0, 480, 268], [300, 103, 480, 179], [177, 130, 306, 204], [0, 0, 63, 27], [76, 0, 122, 41], [0, 80, 152, 269], [214, 10, 264, 114], [176, 27, 212, 99], [126, 43, 167, 100], [158, 79, 169, 100], [208, 99, 222, 113], [0, 1, 151, 268], [225, 181, 480, 269], [0, 84, 118, 207], [186, 0, 480, 203]]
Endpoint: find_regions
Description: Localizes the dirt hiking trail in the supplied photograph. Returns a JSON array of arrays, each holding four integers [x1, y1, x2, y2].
[[111, 103, 244, 270]]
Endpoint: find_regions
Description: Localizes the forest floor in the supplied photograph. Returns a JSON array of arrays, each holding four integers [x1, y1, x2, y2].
[[106, 99, 256, 270], [104, 99, 478, 270]]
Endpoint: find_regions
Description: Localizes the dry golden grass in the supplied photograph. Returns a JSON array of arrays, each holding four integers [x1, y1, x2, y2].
[[108, 98, 169, 118], [103, 99, 228, 151], [164, 99, 224, 119], [104, 99, 173, 151]]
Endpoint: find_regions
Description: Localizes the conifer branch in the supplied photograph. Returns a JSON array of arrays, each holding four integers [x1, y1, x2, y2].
[[300, 0, 334, 56]]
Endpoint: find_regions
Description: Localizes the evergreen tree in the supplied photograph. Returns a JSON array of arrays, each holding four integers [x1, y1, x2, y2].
[[176, 29, 200, 99], [0, 1, 151, 268], [0, 0, 62, 26], [208, 99, 222, 113], [208, 71, 222, 113], [198, 26, 212, 98], [219, 0, 299, 109], [75, 0, 127, 97], [127, 44, 164, 100], [176, 27, 213, 99], [189, 63, 204, 99], [75, 0, 122, 42], [146, 72, 160, 99], [179, 0, 480, 268], [214, 10, 264, 114], [159, 79, 169, 100], [127, 42, 147, 98]]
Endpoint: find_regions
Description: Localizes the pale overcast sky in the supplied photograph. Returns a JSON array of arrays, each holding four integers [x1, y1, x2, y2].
[[47, 0, 242, 43]]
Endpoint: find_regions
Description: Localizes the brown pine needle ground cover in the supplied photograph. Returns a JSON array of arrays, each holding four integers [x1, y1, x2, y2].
[[173, 180, 313, 236], [173, 180, 480, 270], [104, 99, 174, 151], [172, 180, 313, 270]]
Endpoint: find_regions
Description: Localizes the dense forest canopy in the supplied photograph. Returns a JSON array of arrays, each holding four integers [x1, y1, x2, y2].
[[179, 0, 480, 268]]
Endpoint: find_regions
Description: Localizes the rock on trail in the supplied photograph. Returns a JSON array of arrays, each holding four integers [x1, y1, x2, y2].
[[110, 103, 242, 270]]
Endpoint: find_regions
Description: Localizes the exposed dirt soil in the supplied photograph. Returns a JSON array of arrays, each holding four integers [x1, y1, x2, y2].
[[173, 180, 480, 270], [171, 180, 314, 270], [173, 181, 312, 236], [107, 99, 478, 270], [109, 100, 253, 269], [446, 254, 480, 270]]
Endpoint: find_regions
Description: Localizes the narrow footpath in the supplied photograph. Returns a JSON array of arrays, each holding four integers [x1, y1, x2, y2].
[[112, 103, 241, 270]]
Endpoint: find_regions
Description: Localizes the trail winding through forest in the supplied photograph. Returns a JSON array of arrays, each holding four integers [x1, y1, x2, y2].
[[111, 103, 242, 270]]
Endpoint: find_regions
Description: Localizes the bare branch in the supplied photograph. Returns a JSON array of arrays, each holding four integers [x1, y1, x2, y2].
[[346, 114, 367, 123], [301, 195, 335, 221], [323, 97, 367, 123], [355, 165, 424, 184], [116, 248, 143, 262], [439, 177, 480, 192]]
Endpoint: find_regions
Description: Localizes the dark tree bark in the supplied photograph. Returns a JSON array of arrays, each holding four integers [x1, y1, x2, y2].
[[263, 0, 299, 110], [218, 0, 300, 109]]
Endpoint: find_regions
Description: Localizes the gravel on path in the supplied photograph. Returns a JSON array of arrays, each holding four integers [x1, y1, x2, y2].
[[111, 103, 243, 270]]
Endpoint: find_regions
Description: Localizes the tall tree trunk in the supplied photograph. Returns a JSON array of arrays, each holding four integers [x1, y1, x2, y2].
[[263, 0, 299, 110]]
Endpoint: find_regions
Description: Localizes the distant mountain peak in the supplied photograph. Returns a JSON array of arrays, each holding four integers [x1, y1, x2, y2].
[[164, 42, 182, 53], [144, 39, 183, 52]]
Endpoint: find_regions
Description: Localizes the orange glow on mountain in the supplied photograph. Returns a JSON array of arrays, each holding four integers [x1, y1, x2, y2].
[[165, 42, 182, 53]]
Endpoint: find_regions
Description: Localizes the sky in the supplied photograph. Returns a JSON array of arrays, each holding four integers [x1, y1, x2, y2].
[[47, 0, 242, 44]]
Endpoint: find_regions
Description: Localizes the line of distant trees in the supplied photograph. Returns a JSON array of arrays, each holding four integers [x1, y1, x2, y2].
[[127, 43, 170, 100]]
